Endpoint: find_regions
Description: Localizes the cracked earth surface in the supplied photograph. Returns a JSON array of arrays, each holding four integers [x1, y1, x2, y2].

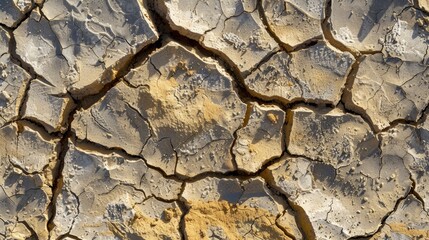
[[0, 0, 428, 239]]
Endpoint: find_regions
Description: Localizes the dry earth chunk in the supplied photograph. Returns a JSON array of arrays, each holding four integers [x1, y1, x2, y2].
[[264, 154, 412, 239], [0, 0, 33, 27], [52, 142, 182, 239], [347, 7, 429, 131], [262, 0, 325, 48], [0, 123, 59, 239], [74, 42, 246, 177], [380, 120, 429, 213], [270, 107, 412, 238], [287, 107, 378, 168], [233, 103, 285, 173], [245, 42, 354, 104], [382, 8, 429, 64], [0, 27, 32, 126], [14, 2, 158, 135], [158, 0, 278, 76], [126, 42, 246, 177], [139, 44, 246, 177], [72, 81, 151, 156], [22, 79, 75, 133], [347, 54, 429, 131], [15, 1, 158, 98], [182, 177, 300, 239], [0, 123, 59, 173], [329, 0, 412, 52], [372, 195, 429, 239]]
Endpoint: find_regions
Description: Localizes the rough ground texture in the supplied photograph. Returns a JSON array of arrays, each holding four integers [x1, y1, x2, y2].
[[0, 0, 428, 239]]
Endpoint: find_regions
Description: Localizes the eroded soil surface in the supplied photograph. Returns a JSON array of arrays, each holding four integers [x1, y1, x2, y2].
[[0, 0, 428, 239]]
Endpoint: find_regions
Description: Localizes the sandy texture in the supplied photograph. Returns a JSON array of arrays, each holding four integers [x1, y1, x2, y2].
[[184, 200, 292, 240], [182, 177, 300, 239]]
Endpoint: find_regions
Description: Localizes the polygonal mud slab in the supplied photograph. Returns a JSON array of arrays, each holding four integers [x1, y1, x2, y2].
[[380, 119, 429, 213], [264, 154, 412, 239], [347, 53, 429, 131], [344, 7, 429, 132], [0, 27, 32, 127], [14, 1, 158, 98], [329, 0, 413, 52], [269, 107, 413, 238], [72, 81, 151, 156], [233, 102, 285, 173], [245, 41, 354, 104], [74, 41, 246, 177], [182, 177, 302, 239], [22, 79, 75, 133], [0, 0, 33, 28], [157, 0, 278, 76], [382, 7, 429, 64], [51, 142, 182, 239], [262, 0, 326, 49], [287, 106, 378, 168], [0, 123, 59, 239], [371, 195, 429, 239]]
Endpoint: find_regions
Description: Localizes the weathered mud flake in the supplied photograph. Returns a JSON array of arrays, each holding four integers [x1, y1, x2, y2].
[[125, 42, 246, 177], [371, 195, 429, 239], [287, 42, 355, 103], [233, 103, 285, 173], [158, 0, 278, 76], [0, 123, 59, 239], [157, 0, 223, 39], [73, 42, 246, 177], [273, 106, 413, 238], [52, 142, 182, 239], [382, 7, 429, 64], [262, 0, 325, 48], [347, 53, 429, 131], [0, 123, 59, 173], [329, 0, 412, 52], [287, 107, 378, 168], [0, 27, 32, 126], [264, 153, 412, 239], [22, 79, 75, 133], [380, 121, 429, 212], [182, 177, 300, 239], [15, 1, 158, 98], [244, 51, 297, 101], [0, 0, 33, 27], [245, 42, 354, 104], [72, 81, 151, 156]]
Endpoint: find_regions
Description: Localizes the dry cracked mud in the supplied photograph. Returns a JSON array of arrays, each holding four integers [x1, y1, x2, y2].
[[0, 0, 428, 239]]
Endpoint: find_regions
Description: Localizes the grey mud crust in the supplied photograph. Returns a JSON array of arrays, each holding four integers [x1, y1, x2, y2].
[[0, 0, 428, 239]]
